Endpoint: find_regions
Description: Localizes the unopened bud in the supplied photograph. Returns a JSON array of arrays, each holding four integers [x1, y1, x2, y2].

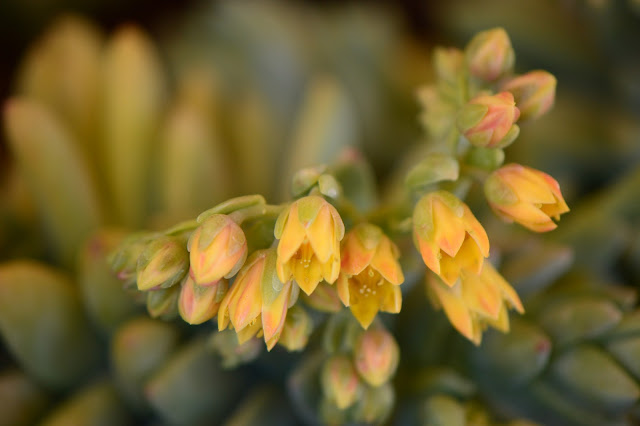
[[188, 214, 247, 285], [351, 382, 394, 424], [109, 232, 157, 283], [457, 92, 520, 149], [291, 165, 326, 197], [321, 355, 362, 410], [136, 236, 189, 291], [208, 329, 262, 369], [278, 305, 313, 351], [465, 27, 514, 82], [502, 70, 556, 121], [178, 275, 227, 325], [146, 286, 180, 320], [353, 327, 399, 387]]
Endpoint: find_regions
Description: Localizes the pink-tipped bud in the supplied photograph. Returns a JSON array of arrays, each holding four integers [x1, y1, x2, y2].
[[321, 355, 362, 410], [485, 164, 569, 232], [188, 214, 247, 286], [178, 275, 227, 325], [502, 70, 557, 121], [465, 27, 514, 82], [353, 327, 399, 387], [457, 92, 520, 149]]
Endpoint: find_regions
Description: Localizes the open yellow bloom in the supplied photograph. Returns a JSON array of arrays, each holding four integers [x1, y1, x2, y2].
[[218, 248, 294, 350], [413, 191, 490, 286], [485, 164, 569, 232], [275, 195, 345, 295], [426, 262, 524, 345], [337, 224, 404, 329]]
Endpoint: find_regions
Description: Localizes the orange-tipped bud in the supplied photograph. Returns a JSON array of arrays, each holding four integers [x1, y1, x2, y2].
[[426, 262, 524, 345], [485, 164, 569, 232], [321, 355, 362, 410], [188, 214, 247, 286], [275, 195, 344, 295], [465, 27, 514, 82], [178, 275, 227, 325], [502, 70, 556, 121], [136, 236, 189, 291], [413, 191, 490, 286], [457, 92, 520, 149], [337, 224, 404, 329], [353, 327, 399, 387]]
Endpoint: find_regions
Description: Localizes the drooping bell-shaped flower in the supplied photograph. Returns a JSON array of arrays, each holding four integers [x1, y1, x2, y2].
[[413, 191, 490, 286], [426, 262, 524, 345], [337, 224, 404, 329], [275, 195, 344, 295]]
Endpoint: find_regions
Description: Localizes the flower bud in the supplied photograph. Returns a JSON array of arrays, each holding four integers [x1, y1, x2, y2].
[[485, 164, 569, 232], [136, 236, 189, 291], [353, 327, 399, 387], [351, 382, 395, 425], [502, 70, 556, 121], [321, 355, 362, 410], [465, 27, 514, 82], [208, 330, 262, 369], [178, 275, 227, 325], [278, 305, 313, 351], [188, 214, 247, 286], [109, 232, 157, 283], [457, 92, 520, 149], [146, 285, 180, 320]]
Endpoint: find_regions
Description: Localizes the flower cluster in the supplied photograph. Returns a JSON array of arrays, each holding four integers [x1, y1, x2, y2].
[[109, 27, 568, 355], [412, 27, 568, 344]]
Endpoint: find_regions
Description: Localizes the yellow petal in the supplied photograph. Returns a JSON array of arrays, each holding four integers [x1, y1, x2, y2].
[[418, 238, 441, 275], [350, 298, 379, 329], [276, 203, 306, 264], [229, 260, 264, 331], [432, 200, 466, 257], [380, 284, 402, 314], [439, 253, 462, 287], [428, 276, 476, 343], [462, 206, 490, 258], [454, 237, 484, 275], [337, 274, 351, 306], [236, 317, 262, 345], [461, 268, 501, 319], [484, 263, 524, 313], [262, 280, 291, 343], [341, 232, 375, 276], [371, 237, 404, 285], [306, 205, 334, 263]]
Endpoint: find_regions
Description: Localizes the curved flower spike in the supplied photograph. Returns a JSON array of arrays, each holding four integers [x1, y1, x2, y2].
[[275, 195, 345, 295], [413, 191, 489, 286], [188, 214, 247, 286], [426, 262, 524, 345], [485, 164, 569, 232], [337, 224, 404, 329]]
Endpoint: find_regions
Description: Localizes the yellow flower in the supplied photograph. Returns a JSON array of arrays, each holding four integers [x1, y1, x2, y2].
[[337, 224, 404, 329], [218, 248, 295, 350], [188, 214, 247, 286], [485, 164, 569, 232], [275, 195, 344, 295], [426, 262, 524, 345], [413, 191, 490, 287]]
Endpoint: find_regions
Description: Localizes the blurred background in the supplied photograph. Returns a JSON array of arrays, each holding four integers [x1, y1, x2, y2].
[[1, 1, 640, 425]]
